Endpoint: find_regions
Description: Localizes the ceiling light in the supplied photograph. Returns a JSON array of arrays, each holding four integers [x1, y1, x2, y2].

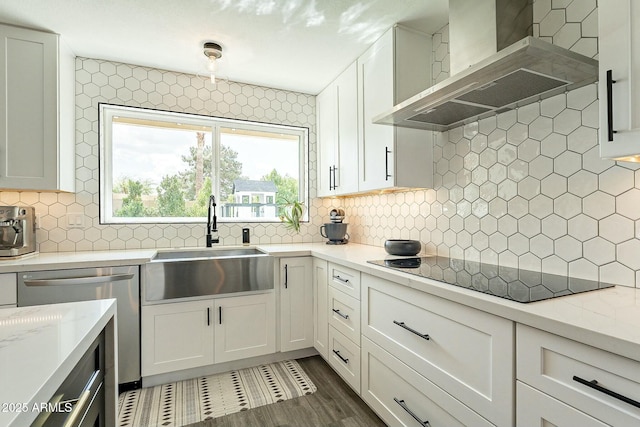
[[203, 42, 222, 85]]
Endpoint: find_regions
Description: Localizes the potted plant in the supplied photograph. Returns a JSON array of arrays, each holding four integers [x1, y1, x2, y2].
[[279, 197, 304, 233]]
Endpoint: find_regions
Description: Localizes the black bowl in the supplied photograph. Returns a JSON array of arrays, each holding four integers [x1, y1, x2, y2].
[[384, 239, 421, 256]]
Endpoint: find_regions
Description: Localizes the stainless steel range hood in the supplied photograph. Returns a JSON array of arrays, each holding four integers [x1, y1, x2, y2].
[[374, 0, 599, 132]]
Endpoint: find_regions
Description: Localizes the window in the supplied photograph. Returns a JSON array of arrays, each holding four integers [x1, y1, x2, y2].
[[99, 104, 307, 224]]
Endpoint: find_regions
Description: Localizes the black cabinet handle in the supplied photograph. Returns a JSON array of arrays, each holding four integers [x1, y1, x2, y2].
[[394, 398, 430, 426], [385, 146, 391, 181], [284, 264, 288, 289], [332, 308, 350, 320], [393, 320, 430, 341], [207, 307, 210, 326], [573, 375, 640, 409], [219, 306, 222, 325], [332, 165, 338, 190], [606, 70, 617, 142], [332, 349, 349, 364]]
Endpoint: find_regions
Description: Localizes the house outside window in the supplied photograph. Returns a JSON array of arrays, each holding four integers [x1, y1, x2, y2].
[[99, 104, 307, 224]]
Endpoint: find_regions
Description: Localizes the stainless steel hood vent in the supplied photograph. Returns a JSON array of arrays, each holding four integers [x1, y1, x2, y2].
[[374, 1, 598, 132]]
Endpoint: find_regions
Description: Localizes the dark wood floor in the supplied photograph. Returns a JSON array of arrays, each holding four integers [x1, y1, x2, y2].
[[185, 356, 387, 427]]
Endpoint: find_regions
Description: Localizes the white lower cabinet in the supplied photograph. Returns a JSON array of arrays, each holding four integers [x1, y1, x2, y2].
[[362, 337, 494, 427], [214, 293, 276, 363], [328, 326, 360, 393], [142, 299, 214, 377], [313, 258, 329, 359], [142, 292, 275, 377], [362, 273, 514, 427], [516, 381, 608, 427], [517, 324, 640, 425], [280, 257, 314, 352]]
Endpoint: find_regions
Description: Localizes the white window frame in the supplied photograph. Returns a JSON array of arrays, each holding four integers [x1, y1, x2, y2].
[[99, 104, 308, 224]]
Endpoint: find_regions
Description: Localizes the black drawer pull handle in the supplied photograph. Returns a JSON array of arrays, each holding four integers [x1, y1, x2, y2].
[[393, 320, 430, 340], [333, 275, 350, 284], [394, 398, 430, 426], [332, 349, 349, 364], [606, 70, 617, 141], [332, 308, 349, 320], [219, 306, 222, 325], [573, 376, 640, 409]]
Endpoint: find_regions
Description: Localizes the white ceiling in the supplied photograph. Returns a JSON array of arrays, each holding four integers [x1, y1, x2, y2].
[[0, 0, 448, 94]]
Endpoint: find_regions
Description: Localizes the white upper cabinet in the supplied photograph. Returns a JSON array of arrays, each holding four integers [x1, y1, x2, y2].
[[317, 62, 358, 196], [0, 24, 74, 192], [358, 25, 433, 192], [599, 1, 640, 161]]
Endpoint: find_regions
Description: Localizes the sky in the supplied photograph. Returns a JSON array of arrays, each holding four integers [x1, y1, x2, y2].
[[112, 123, 300, 188]]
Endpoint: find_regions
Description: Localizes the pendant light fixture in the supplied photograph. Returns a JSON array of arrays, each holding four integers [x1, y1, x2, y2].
[[203, 42, 222, 86]]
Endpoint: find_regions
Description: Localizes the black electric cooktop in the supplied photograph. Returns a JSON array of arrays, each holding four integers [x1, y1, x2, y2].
[[367, 256, 615, 303]]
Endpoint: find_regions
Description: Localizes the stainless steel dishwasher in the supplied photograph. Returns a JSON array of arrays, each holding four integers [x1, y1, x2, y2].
[[17, 266, 140, 388]]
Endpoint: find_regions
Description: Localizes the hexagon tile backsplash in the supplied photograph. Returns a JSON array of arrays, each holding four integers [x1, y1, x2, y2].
[[343, 2, 640, 288], [0, 57, 333, 252], [2, 1, 639, 288]]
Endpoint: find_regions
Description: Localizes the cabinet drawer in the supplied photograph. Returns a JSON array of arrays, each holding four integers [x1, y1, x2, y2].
[[362, 274, 513, 427], [517, 324, 640, 425], [328, 262, 360, 299], [362, 337, 494, 427], [516, 381, 608, 427], [328, 286, 360, 344], [328, 326, 360, 394]]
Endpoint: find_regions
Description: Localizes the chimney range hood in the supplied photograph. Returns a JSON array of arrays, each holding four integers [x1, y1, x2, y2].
[[374, 0, 599, 132]]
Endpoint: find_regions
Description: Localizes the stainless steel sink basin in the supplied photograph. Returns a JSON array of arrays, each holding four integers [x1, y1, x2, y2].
[[142, 247, 273, 303], [152, 247, 264, 261]]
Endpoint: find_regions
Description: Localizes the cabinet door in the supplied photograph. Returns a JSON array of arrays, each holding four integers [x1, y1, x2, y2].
[[317, 82, 338, 197], [335, 62, 359, 195], [599, 1, 640, 160], [0, 24, 73, 191], [214, 293, 276, 363], [141, 300, 214, 376], [312, 258, 329, 359], [280, 257, 313, 351], [0, 25, 56, 190], [358, 29, 395, 192]]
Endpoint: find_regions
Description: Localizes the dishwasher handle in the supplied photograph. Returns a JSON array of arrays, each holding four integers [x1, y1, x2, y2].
[[23, 273, 135, 287]]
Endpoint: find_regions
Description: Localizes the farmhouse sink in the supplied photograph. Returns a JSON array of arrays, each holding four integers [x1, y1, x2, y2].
[[152, 247, 265, 261], [142, 247, 273, 303]]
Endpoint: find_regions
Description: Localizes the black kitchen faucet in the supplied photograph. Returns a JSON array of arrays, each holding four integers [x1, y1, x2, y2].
[[206, 195, 219, 247]]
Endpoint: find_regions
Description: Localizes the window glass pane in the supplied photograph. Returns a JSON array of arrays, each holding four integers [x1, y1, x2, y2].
[[110, 116, 213, 220], [100, 105, 306, 224], [219, 127, 300, 221]]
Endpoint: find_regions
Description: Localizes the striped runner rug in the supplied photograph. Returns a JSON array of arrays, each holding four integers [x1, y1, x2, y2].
[[117, 360, 316, 427]]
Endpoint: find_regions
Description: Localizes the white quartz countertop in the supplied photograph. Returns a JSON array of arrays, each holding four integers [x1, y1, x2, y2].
[[1, 243, 640, 363], [0, 249, 156, 273], [0, 299, 116, 426]]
